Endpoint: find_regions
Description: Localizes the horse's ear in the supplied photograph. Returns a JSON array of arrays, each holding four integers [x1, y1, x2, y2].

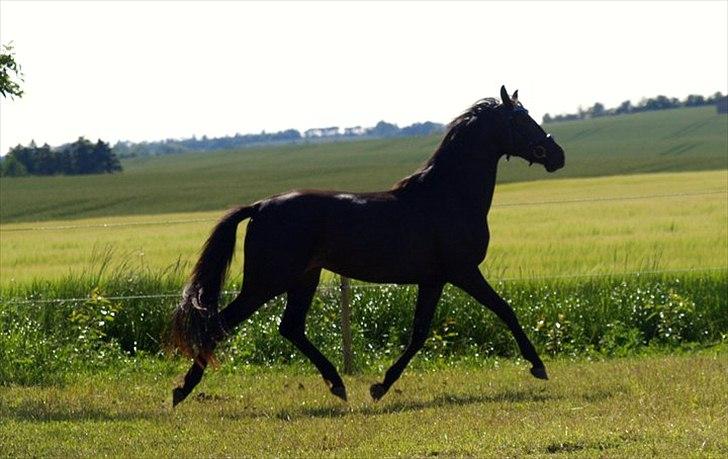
[[512, 90, 519, 103], [500, 85, 513, 109]]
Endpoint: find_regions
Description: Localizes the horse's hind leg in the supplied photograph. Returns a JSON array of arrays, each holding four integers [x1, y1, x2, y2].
[[370, 282, 444, 401], [172, 287, 277, 407], [279, 269, 348, 401]]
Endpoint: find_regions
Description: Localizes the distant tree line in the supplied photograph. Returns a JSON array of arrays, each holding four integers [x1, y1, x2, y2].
[[1, 137, 121, 177], [543, 91, 725, 123], [112, 120, 444, 158]]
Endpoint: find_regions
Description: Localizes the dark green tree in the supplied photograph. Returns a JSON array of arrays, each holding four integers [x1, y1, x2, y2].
[[684, 94, 705, 106], [34, 143, 56, 175], [706, 91, 724, 103], [615, 100, 633, 115], [642, 95, 678, 111], [2, 138, 122, 176], [69, 137, 95, 174], [368, 121, 400, 137], [7, 144, 38, 174], [590, 102, 606, 117], [93, 139, 121, 173], [0, 154, 28, 176]]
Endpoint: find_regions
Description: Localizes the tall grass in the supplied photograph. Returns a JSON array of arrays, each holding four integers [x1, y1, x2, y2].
[[1, 263, 725, 385]]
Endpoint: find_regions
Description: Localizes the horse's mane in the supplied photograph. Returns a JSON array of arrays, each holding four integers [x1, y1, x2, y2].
[[392, 98, 501, 192]]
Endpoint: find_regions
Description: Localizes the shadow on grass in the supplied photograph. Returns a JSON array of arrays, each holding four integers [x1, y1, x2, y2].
[[1, 385, 628, 423], [581, 386, 628, 403], [541, 434, 635, 455], [276, 383, 630, 421], [0, 399, 166, 423], [274, 387, 562, 421]]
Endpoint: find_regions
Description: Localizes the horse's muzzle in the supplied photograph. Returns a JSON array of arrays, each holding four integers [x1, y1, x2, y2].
[[545, 158, 564, 172]]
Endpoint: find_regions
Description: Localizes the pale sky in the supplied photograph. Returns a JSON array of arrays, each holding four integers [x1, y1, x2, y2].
[[1, 0, 726, 155]]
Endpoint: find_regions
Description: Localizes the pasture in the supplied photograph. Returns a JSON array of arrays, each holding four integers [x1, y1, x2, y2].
[[1, 352, 726, 456], [1, 105, 727, 457]]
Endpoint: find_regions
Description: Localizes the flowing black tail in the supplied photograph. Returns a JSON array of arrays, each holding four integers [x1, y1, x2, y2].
[[169, 205, 255, 360]]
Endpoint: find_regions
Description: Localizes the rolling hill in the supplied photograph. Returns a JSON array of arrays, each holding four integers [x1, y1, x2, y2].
[[1, 106, 726, 223]]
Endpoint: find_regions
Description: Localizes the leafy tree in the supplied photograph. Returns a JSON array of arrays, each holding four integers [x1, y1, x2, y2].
[[399, 121, 444, 136], [56, 147, 74, 174], [642, 95, 678, 111], [615, 100, 633, 115], [34, 143, 56, 175], [0, 154, 28, 177], [706, 91, 724, 103], [2, 138, 122, 176], [590, 102, 606, 117], [69, 137, 95, 174], [93, 139, 121, 173], [0, 42, 24, 99], [7, 144, 38, 174], [684, 94, 705, 106], [367, 121, 399, 137]]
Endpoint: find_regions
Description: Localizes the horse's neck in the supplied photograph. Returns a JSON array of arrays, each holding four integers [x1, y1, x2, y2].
[[455, 157, 499, 216], [478, 163, 499, 216], [426, 145, 500, 216]]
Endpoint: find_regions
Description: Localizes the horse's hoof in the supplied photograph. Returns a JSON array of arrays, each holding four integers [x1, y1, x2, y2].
[[330, 385, 348, 402], [172, 387, 188, 407], [530, 366, 549, 380], [370, 383, 388, 401]]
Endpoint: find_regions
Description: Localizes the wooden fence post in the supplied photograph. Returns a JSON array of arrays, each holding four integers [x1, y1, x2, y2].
[[339, 275, 354, 374]]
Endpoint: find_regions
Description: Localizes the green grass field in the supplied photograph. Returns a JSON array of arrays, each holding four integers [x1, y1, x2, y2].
[[2, 169, 725, 285], [1, 106, 727, 456], [1, 106, 726, 223], [1, 352, 726, 457]]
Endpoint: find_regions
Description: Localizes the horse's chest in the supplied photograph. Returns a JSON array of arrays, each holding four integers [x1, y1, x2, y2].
[[441, 219, 490, 264]]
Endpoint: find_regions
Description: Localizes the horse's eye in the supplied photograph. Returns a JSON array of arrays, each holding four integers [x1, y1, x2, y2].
[[533, 145, 547, 158]]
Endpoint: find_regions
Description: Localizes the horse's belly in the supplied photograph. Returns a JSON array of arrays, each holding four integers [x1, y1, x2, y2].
[[317, 222, 437, 284], [322, 259, 426, 284]]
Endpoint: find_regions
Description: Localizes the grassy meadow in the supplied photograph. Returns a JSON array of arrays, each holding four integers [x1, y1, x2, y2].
[[1, 352, 726, 457], [1, 169, 726, 285], [1, 105, 726, 223], [0, 105, 727, 456]]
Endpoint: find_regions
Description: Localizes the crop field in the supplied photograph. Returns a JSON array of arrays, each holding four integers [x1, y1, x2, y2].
[[1, 169, 726, 285], [1, 352, 726, 456], [1, 106, 726, 223]]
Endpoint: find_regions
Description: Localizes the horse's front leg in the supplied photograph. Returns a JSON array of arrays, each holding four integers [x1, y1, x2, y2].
[[451, 268, 548, 379], [370, 282, 444, 401]]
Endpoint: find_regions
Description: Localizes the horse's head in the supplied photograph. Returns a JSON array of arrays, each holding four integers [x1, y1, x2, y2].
[[498, 85, 565, 172]]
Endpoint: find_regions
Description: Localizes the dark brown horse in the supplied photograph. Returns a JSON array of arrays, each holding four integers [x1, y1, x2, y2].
[[170, 86, 565, 406]]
